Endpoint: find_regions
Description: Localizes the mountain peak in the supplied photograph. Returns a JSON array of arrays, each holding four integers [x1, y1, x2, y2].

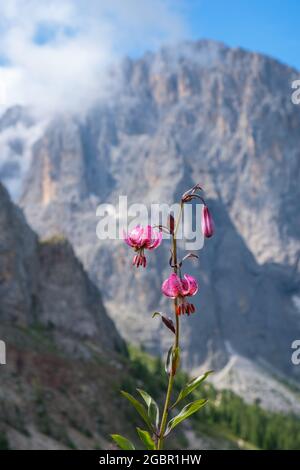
[[1, 39, 300, 383]]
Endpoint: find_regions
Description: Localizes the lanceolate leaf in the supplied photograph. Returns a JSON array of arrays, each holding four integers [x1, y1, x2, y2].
[[136, 428, 155, 450], [172, 346, 180, 376], [121, 391, 153, 431], [166, 399, 207, 434], [137, 389, 160, 429], [110, 434, 135, 450], [165, 346, 173, 375], [179, 253, 199, 267], [165, 346, 181, 376], [136, 388, 153, 408], [171, 370, 213, 408]]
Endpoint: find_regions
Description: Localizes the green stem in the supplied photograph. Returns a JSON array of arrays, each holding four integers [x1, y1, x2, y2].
[[157, 365, 174, 450], [157, 204, 183, 450]]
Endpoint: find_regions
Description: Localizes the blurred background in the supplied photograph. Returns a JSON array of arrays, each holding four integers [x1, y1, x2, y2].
[[0, 0, 300, 450]]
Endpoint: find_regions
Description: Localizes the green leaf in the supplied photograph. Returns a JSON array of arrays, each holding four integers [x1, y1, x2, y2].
[[152, 311, 161, 318], [110, 434, 135, 450], [137, 388, 160, 429], [171, 370, 213, 408], [136, 428, 155, 450], [165, 346, 180, 376], [172, 346, 180, 375], [136, 388, 152, 408], [165, 346, 173, 375], [166, 398, 207, 434], [148, 401, 159, 429], [121, 391, 153, 431]]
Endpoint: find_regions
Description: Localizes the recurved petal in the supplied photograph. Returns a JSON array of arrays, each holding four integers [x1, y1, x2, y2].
[[183, 274, 198, 296], [142, 225, 152, 246], [123, 229, 135, 247], [126, 225, 144, 247], [179, 277, 191, 296], [162, 273, 181, 298], [148, 229, 162, 250], [129, 224, 143, 240]]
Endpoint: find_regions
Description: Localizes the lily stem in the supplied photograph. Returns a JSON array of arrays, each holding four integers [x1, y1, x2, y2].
[[157, 204, 183, 450]]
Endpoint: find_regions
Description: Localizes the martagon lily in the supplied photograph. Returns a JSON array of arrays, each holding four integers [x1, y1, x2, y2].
[[162, 273, 198, 315], [124, 224, 162, 267], [112, 184, 214, 451]]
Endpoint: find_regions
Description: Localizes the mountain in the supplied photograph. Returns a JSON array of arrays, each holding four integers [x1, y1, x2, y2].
[[0, 182, 123, 356], [1, 39, 300, 390], [0, 187, 299, 451], [0, 182, 129, 449]]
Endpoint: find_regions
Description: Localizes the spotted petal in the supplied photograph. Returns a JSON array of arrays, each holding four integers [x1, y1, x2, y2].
[[123, 225, 145, 249], [162, 273, 181, 298], [148, 230, 162, 250], [183, 274, 198, 296], [141, 225, 152, 247]]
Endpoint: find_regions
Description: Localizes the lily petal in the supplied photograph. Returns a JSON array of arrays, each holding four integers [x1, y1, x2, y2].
[[162, 273, 181, 298], [183, 274, 198, 296], [148, 230, 162, 250], [142, 225, 152, 247]]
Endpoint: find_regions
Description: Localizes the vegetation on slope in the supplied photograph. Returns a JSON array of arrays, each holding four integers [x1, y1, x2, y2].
[[2, 326, 300, 450], [125, 345, 300, 450]]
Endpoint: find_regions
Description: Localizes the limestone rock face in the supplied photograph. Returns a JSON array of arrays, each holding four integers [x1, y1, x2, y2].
[[1, 40, 300, 379], [0, 183, 38, 326], [0, 182, 137, 450], [0, 182, 124, 357]]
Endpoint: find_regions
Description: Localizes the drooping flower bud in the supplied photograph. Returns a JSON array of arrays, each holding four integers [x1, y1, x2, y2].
[[201, 206, 214, 238], [152, 312, 175, 334], [168, 214, 175, 235]]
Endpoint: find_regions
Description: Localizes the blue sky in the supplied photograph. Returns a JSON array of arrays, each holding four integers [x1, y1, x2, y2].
[[180, 0, 300, 69]]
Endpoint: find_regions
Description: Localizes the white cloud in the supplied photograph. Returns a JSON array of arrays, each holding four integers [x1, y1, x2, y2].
[[0, 0, 187, 114], [0, 118, 48, 199]]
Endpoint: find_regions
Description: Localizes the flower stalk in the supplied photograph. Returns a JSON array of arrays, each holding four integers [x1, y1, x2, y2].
[[112, 186, 214, 451], [157, 215, 180, 450]]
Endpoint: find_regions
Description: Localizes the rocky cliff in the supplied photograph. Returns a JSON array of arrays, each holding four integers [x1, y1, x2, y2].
[[0, 182, 123, 356], [1, 40, 300, 382], [0, 182, 128, 449]]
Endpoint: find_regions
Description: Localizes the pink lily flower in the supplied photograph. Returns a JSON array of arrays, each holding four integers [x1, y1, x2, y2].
[[162, 273, 198, 316], [124, 224, 162, 267], [201, 205, 214, 238]]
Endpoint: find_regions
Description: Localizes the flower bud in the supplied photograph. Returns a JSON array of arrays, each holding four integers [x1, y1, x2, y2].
[[168, 214, 175, 235], [201, 206, 214, 238]]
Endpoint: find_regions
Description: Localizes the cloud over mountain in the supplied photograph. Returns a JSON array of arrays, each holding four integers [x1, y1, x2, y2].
[[0, 0, 187, 113]]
